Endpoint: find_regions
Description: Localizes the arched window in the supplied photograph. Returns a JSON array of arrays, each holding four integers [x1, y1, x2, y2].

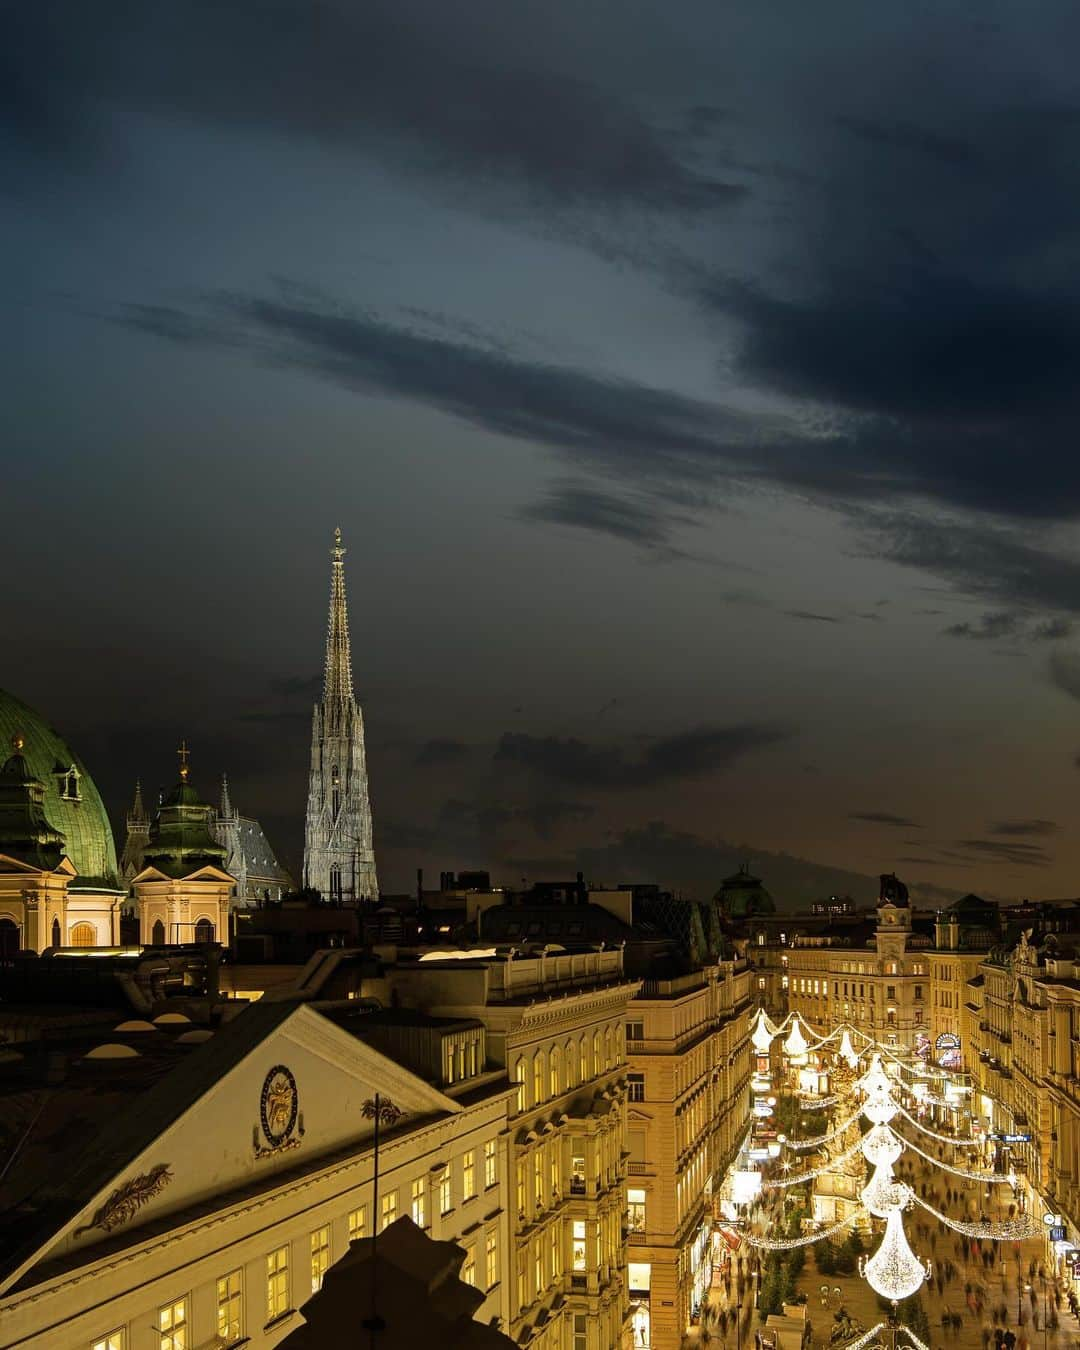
[[194, 918, 215, 944], [533, 1050, 546, 1105], [151, 919, 166, 946], [604, 1027, 612, 1069], [514, 1058, 527, 1113], [592, 1030, 601, 1077], [565, 1039, 576, 1088], [331, 767, 341, 818], [579, 1036, 588, 1084], [69, 922, 95, 947], [330, 865, 342, 901], [51, 916, 61, 948], [549, 1046, 561, 1098]]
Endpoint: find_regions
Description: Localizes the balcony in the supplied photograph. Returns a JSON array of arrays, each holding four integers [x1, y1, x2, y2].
[[627, 1161, 648, 1176]]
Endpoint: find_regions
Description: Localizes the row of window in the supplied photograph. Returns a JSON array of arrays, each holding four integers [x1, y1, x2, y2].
[[512, 1029, 622, 1113], [90, 1142, 502, 1350]]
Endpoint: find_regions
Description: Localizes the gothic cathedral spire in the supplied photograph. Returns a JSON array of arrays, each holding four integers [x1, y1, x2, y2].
[[302, 529, 378, 902]]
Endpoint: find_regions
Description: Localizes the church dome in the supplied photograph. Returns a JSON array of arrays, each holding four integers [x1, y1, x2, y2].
[[0, 688, 119, 886], [715, 863, 776, 918]]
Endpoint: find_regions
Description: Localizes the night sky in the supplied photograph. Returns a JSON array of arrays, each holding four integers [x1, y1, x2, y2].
[[7, 2, 1080, 904]]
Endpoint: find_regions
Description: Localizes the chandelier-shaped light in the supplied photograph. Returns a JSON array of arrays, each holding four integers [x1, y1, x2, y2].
[[861, 1124, 904, 1168], [862, 1089, 899, 1125], [859, 1208, 931, 1302], [861, 1165, 914, 1219], [858, 1054, 892, 1099], [752, 1008, 775, 1054], [839, 1028, 859, 1068], [783, 1015, 809, 1061]]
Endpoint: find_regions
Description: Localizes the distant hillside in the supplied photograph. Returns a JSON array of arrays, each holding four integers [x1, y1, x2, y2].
[[571, 821, 961, 910]]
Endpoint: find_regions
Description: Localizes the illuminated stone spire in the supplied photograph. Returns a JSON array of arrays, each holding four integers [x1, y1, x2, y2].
[[303, 529, 378, 902], [121, 778, 151, 883], [324, 527, 355, 707]]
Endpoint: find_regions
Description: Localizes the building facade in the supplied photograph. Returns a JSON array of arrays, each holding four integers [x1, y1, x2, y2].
[[302, 529, 378, 903], [0, 1001, 515, 1350], [623, 960, 752, 1350]]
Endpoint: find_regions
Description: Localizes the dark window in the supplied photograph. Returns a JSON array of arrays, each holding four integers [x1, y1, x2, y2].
[[914, 985, 923, 1000], [887, 985, 896, 1000], [51, 916, 60, 947], [195, 918, 215, 943], [151, 919, 166, 946], [627, 1073, 645, 1102], [626, 1021, 644, 1041]]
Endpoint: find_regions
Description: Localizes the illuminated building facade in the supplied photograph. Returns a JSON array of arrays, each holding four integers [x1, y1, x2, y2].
[[0, 1001, 514, 1349]]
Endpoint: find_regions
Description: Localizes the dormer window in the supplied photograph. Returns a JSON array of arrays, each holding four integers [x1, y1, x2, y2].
[[56, 765, 82, 801]]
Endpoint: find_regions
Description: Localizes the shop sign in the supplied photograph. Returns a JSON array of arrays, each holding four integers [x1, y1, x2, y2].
[[1002, 1133, 1031, 1143], [753, 1101, 774, 1117], [1050, 1227, 1066, 1242]]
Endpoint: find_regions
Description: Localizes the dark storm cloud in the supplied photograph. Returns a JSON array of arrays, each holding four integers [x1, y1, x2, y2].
[[4, 1, 742, 213], [783, 610, 841, 624], [1033, 618, 1072, 641], [954, 839, 1053, 868], [495, 723, 792, 790], [414, 738, 470, 767], [988, 819, 1060, 837], [519, 482, 695, 556], [941, 611, 1021, 641], [836, 116, 981, 169], [849, 812, 921, 829]]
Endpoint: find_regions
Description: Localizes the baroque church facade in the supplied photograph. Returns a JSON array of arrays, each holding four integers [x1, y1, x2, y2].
[[302, 528, 378, 902]]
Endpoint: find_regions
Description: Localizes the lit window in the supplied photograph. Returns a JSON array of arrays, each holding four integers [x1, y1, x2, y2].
[[565, 1039, 577, 1086], [550, 1048, 561, 1097], [592, 1031, 601, 1075], [550, 1222, 560, 1280], [485, 1229, 498, 1289], [92, 1332, 126, 1350], [462, 1246, 476, 1286], [534, 1239, 543, 1294], [310, 1227, 330, 1293], [348, 1205, 367, 1241], [411, 1176, 426, 1227], [216, 1271, 242, 1343], [70, 922, 96, 948], [439, 1164, 452, 1214], [516, 1159, 526, 1215], [627, 1187, 646, 1232], [572, 1220, 588, 1271], [381, 1190, 397, 1230], [533, 1051, 545, 1104], [579, 1037, 588, 1083], [463, 1149, 476, 1200], [515, 1058, 527, 1112], [533, 1151, 544, 1206], [484, 1138, 497, 1189], [574, 1314, 588, 1350], [158, 1298, 187, 1350], [266, 1247, 289, 1322]]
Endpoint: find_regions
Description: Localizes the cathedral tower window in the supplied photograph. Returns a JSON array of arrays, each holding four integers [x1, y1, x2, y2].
[[330, 865, 342, 900]]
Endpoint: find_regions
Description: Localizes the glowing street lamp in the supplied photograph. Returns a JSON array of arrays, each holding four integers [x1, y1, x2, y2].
[[752, 1008, 775, 1054], [783, 1015, 809, 1064], [859, 1208, 931, 1302]]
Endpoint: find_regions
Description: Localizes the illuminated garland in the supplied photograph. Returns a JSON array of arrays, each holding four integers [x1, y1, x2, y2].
[[744, 1208, 866, 1249], [763, 1135, 867, 1188], [901, 1327, 930, 1350], [788, 1109, 864, 1151], [897, 1129, 1014, 1184], [912, 1192, 1043, 1241], [798, 1094, 841, 1110], [895, 1103, 979, 1147], [839, 1324, 888, 1350]]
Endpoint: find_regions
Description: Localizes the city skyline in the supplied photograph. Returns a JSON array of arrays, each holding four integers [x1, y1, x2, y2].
[[8, 2, 1080, 898]]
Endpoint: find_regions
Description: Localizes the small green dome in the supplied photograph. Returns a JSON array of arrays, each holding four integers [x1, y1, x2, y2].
[[0, 688, 119, 886], [715, 863, 776, 918], [142, 754, 229, 879]]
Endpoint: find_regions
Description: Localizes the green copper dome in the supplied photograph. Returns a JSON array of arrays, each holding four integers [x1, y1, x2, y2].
[[0, 688, 119, 887], [142, 751, 229, 879]]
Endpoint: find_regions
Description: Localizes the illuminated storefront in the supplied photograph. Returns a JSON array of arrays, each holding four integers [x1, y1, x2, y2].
[[936, 1032, 961, 1069], [628, 1262, 651, 1348]]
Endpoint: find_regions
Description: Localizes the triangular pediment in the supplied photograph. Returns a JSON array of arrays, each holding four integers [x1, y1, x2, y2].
[[0, 850, 76, 878], [131, 862, 234, 885], [1, 1004, 461, 1294]]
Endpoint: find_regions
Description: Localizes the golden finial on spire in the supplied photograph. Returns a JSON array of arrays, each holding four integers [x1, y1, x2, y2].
[[178, 739, 190, 782], [12, 733, 25, 753], [331, 525, 346, 562]]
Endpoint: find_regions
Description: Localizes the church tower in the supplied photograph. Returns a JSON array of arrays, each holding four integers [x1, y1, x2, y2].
[[302, 529, 378, 902]]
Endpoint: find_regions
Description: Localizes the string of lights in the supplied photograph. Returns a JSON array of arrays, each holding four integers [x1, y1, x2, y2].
[[798, 1094, 841, 1110], [896, 1129, 1014, 1184], [763, 1135, 868, 1188], [895, 1103, 979, 1147], [837, 1323, 888, 1350], [743, 1209, 866, 1249], [787, 1109, 864, 1151], [900, 1326, 931, 1350], [911, 1192, 1043, 1240]]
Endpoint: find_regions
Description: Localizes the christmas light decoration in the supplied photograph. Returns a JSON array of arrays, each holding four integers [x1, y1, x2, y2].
[[861, 1124, 905, 1168], [912, 1193, 1043, 1240], [763, 1135, 867, 1188], [787, 1108, 863, 1150], [744, 1209, 865, 1249], [896, 1130, 1015, 1184], [900, 1328, 930, 1350], [841, 1324, 888, 1350], [858, 1055, 893, 1099], [858, 1208, 931, 1302], [783, 1015, 810, 1061], [798, 1094, 840, 1110], [862, 1090, 899, 1126], [895, 1103, 979, 1146], [839, 1028, 859, 1068], [861, 1166, 914, 1219], [752, 1007, 775, 1054]]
